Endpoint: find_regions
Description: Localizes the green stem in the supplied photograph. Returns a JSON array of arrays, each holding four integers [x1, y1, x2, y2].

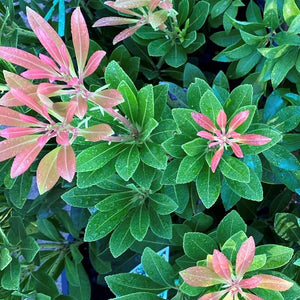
[[48, 248, 67, 278]]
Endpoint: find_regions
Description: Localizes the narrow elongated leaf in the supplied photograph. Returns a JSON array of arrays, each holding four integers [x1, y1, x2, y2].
[[137, 84, 154, 128], [36, 218, 63, 241], [57, 145, 76, 182], [71, 7, 89, 74], [130, 204, 150, 241], [36, 147, 60, 194], [141, 247, 175, 286], [84, 202, 133, 241], [236, 237, 255, 278]]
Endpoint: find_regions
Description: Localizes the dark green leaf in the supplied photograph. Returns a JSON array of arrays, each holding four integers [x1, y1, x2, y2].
[[20, 236, 39, 263], [140, 141, 167, 169], [1, 258, 20, 290], [130, 204, 150, 241]]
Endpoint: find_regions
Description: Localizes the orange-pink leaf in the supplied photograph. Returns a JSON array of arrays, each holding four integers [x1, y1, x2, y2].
[[11, 142, 44, 177], [199, 291, 227, 300], [236, 236, 256, 279], [149, 0, 161, 11], [37, 147, 60, 194], [211, 146, 224, 173], [79, 124, 114, 141], [191, 112, 217, 132], [0, 127, 45, 138], [82, 50, 106, 78], [236, 134, 272, 145], [212, 250, 232, 281], [0, 135, 40, 162], [229, 141, 243, 158], [3, 71, 32, 88], [71, 7, 89, 75], [71, 95, 87, 119], [115, 0, 149, 9], [92, 89, 124, 108], [57, 145, 76, 182], [104, 1, 141, 16], [228, 110, 249, 132], [239, 276, 261, 289], [243, 292, 263, 300], [179, 266, 225, 287], [113, 24, 143, 45], [159, 0, 173, 11], [21, 69, 59, 80], [257, 274, 293, 291], [0, 92, 24, 106]]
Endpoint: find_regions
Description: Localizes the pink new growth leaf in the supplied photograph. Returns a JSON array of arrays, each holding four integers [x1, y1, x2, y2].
[[191, 109, 271, 172], [57, 145, 76, 182], [180, 236, 293, 299]]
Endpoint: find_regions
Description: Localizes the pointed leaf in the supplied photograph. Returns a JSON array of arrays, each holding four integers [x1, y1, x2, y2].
[[130, 203, 149, 241], [257, 274, 293, 291], [212, 250, 232, 281], [79, 124, 114, 142], [57, 145, 76, 182]]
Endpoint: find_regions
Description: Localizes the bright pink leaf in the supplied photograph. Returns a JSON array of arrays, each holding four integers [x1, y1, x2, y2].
[[71, 7, 89, 75], [236, 134, 272, 145], [257, 274, 293, 291], [211, 146, 224, 173], [56, 130, 70, 146], [217, 110, 227, 132], [21, 69, 59, 80], [236, 236, 256, 279], [229, 142, 243, 158], [239, 276, 261, 289], [199, 291, 227, 300], [93, 17, 137, 27], [159, 0, 173, 11], [57, 145, 76, 182], [0, 107, 34, 127], [11, 142, 44, 177], [0, 135, 40, 161], [82, 50, 106, 79], [191, 112, 217, 132], [113, 24, 143, 44], [197, 131, 215, 140], [37, 147, 60, 194], [179, 266, 225, 287], [0, 47, 51, 72], [39, 53, 59, 70], [79, 124, 114, 141], [212, 250, 232, 281], [228, 110, 249, 132], [92, 89, 124, 108], [0, 127, 45, 138], [71, 95, 88, 119]]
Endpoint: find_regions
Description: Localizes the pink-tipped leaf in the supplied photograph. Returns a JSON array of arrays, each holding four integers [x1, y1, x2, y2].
[[179, 266, 225, 287], [257, 274, 293, 291], [149, 0, 161, 11], [92, 89, 124, 108], [236, 236, 256, 279], [242, 292, 263, 300], [0, 107, 34, 127], [236, 134, 272, 145], [21, 68, 59, 80], [197, 131, 215, 140], [82, 50, 106, 78], [211, 146, 224, 173], [212, 250, 232, 281], [93, 17, 138, 27], [57, 145, 76, 182], [229, 141, 243, 158], [3, 71, 32, 88], [115, 0, 149, 9], [0, 127, 45, 139], [37, 147, 60, 194], [71, 8, 89, 75], [198, 291, 227, 300], [71, 95, 88, 119], [228, 110, 249, 132], [113, 24, 143, 44], [239, 276, 262, 289], [104, 1, 142, 16], [79, 124, 114, 141], [217, 110, 227, 132], [191, 112, 217, 132], [11, 142, 44, 178]]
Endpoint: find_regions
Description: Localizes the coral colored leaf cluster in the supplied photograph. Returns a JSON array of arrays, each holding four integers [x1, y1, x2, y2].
[[180, 237, 293, 300]]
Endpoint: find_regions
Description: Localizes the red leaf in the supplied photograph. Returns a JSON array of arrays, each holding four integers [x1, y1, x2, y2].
[[56, 130, 70, 145], [212, 250, 232, 281], [0, 135, 40, 162], [82, 50, 106, 79], [229, 142, 243, 158], [11, 142, 44, 177], [37, 147, 60, 194], [179, 266, 225, 287], [236, 236, 256, 279], [92, 89, 124, 108], [191, 112, 217, 132], [217, 110, 227, 132], [57, 145, 76, 182], [71, 7, 89, 75], [79, 124, 114, 141], [257, 274, 293, 291]]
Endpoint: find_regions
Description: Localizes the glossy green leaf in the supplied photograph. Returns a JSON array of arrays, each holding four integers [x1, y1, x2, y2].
[[183, 232, 217, 261], [84, 202, 133, 241], [32, 271, 59, 298], [255, 244, 294, 269], [148, 38, 171, 57], [0, 248, 12, 271], [95, 192, 134, 212], [137, 84, 154, 128], [149, 209, 172, 239], [182, 138, 208, 156], [149, 193, 178, 215], [141, 247, 175, 286], [196, 165, 221, 208], [216, 210, 247, 245], [199, 90, 223, 123], [133, 162, 156, 189], [110, 216, 135, 258], [283, 0, 300, 25], [1, 258, 20, 290], [130, 204, 150, 241], [187, 78, 211, 110], [165, 184, 189, 214], [188, 1, 210, 31], [165, 44, 187, 68], [140, 141, 167, 169], [20, 236, 39, 263], [36, 218, 63, 241], [274, 213, 300, 242], [221, 179, 241, 210], [161, 159, 181, 185], [219, 155, 250, 183], [264, 0, 279, 29]]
